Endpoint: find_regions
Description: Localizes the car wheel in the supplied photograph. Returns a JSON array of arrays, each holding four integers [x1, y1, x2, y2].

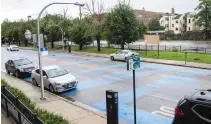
[[49, 85, 55, 93], [32, 78, 38, 86], [15, 71, 20, 78], [110, 56, 114, 61], [6, 69, 10, 74]]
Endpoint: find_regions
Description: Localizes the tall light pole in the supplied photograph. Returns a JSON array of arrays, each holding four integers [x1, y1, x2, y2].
[[37, 2, 84, 100]]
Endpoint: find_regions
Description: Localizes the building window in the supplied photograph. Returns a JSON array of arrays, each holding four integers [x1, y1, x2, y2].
[[189, 19, 191, 23], [176, 20, 178, 23], [172, 24, 174, 27], [176, 28, 178, 31], [165, 24, 168, 27], [183, 24, 186, 27], [165, 17, 169, 21], [189, 27, 191, 31]]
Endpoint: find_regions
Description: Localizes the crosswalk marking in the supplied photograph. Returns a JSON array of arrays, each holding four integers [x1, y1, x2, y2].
[[152, 106, 175, 118]]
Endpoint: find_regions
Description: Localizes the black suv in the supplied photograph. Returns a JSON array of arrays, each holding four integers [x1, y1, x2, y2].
[[172, 89, 211, 124], [5, 57, 35, 78]]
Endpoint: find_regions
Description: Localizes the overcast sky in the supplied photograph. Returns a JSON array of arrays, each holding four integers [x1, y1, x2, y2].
[[1, 0, 199, 22]]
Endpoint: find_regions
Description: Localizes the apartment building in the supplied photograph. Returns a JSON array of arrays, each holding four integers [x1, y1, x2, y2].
[[159, 8, 199, 34]]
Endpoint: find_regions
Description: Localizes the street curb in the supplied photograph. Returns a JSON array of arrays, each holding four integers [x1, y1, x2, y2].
[[140, 60, 211, 70], [1, 71, 107, 120], [18, 47, 211, 70]]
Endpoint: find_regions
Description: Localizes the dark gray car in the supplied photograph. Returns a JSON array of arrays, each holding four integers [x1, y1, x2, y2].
[[5, 57, 36, 78]]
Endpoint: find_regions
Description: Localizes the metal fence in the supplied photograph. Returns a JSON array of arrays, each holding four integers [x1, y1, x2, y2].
[[53, 41, 211, 54], [1, 86, 44, 124]]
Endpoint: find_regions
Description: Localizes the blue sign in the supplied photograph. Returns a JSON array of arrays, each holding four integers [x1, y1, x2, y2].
[[40, 47, 48, 56], [127, 55, 140, 70], [40, 47, 48, 51], [133, 55, 140, 69]]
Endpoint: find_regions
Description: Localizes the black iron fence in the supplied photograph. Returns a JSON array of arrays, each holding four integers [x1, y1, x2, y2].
[[1, 86, 44, 124]]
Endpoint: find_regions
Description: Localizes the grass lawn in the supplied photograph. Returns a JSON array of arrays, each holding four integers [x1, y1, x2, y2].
[[19, 45, 211, 64]]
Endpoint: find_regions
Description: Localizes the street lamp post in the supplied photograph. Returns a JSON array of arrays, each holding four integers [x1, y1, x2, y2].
[[37, 2, 84, 100]]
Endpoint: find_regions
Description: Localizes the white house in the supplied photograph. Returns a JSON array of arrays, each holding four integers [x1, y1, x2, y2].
[[159, 9, 200, 34]]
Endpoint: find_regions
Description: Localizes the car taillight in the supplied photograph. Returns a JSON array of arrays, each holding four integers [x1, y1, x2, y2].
[[175, 106, 184, 116]]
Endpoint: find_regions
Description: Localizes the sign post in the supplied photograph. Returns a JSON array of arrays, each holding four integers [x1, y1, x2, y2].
[[127, 55, 140, 124]]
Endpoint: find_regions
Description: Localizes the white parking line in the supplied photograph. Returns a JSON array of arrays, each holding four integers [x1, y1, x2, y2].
[[152, 106, 175, 118], [147, 94, 178, 103]]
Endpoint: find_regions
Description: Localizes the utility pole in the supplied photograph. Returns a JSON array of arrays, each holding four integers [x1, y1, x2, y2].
[[37, 2, 84, 100]]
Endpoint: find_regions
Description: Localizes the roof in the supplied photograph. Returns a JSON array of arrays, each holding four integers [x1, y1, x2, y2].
[[174, 14, 182, 19], [11, 57, 26, 60], [43, 65, 60, 70], [134, 9, 163, 24]]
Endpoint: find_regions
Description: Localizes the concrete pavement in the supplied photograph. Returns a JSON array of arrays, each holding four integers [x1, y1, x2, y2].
[[1, 73, 107, 124], [1, 109, 13, 124]]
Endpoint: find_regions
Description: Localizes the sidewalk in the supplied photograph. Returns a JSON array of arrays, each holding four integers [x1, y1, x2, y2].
[[1, 73, 107, 124], [19, 47, 211, 69], [1, 109, 13, 124]]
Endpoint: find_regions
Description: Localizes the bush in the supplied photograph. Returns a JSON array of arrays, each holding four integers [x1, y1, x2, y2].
[[1, 79, 69, 124]]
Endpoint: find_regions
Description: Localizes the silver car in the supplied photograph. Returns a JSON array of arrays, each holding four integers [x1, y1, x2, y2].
[[7, 45, 19, 51], [31, 65, 78, 92], [110, 50, 140, 61]]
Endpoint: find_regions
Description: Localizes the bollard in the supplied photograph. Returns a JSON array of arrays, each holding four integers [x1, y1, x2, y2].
[[185, 52, 187, 64]]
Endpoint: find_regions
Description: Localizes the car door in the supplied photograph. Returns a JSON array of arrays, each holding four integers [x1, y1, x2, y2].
[[43, 70, 50, 88], [10, 61, 16, 74], [34, 69, 41, 85], [115, 50, 123, 60], [118, 51, 127, 60]]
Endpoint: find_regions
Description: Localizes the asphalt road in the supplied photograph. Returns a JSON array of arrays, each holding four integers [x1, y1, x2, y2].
[[1, 47, 211, 124]]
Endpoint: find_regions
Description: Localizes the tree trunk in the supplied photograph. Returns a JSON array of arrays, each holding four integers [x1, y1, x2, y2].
[[24, 39, 28, 46], [96, 34, 101, 51], [121, 44, 124, 49], [51, 41, 54, 48], [79, 44, 83, 50]]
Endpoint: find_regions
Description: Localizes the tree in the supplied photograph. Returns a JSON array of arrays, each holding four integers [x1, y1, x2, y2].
[[103, 2, 145, 49], [68, 18, 93, 50], [84, 0, 106, 51], [195, 0, 211, 39], [148, 19, 165, 31]]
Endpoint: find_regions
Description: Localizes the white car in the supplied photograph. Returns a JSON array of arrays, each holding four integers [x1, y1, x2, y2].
[[110, 50, 139, 61], [31, 65, 78, 92], [7, 45, 19, 51]]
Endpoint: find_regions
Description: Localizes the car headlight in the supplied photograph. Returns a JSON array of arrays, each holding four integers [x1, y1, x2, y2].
[[19, 68, 24, 72]]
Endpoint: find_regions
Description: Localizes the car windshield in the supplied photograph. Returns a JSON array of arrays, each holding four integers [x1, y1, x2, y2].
[[47, 67, 68, 78], [14, 59, 32, 66], [10, 45, 18, 47]]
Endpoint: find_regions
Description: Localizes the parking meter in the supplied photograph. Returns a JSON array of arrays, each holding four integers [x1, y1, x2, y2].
[[106, 90, 118, 124]]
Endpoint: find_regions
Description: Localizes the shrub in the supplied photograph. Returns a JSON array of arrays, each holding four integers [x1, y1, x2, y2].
[[1, 79, 69, 124]]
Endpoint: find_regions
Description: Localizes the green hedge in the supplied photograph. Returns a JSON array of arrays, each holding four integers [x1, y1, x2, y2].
[[1, 79, 69, 124]]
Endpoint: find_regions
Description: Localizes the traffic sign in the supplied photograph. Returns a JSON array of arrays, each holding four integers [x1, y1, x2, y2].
[[40, 47, 48, 56], [127, 55, 140, 71], [133, 55, 140, 69]]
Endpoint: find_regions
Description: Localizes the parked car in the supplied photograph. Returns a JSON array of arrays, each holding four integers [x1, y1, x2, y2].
[[5, 57, 36, 78], [31, 65, 78, 93], [110, 50, 139, 61], [172, 89, 211, 124], [7, 45, 19, 51]]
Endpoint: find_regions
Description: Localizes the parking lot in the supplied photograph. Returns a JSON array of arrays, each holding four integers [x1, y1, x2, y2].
[[1, 47, 211, 124]]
